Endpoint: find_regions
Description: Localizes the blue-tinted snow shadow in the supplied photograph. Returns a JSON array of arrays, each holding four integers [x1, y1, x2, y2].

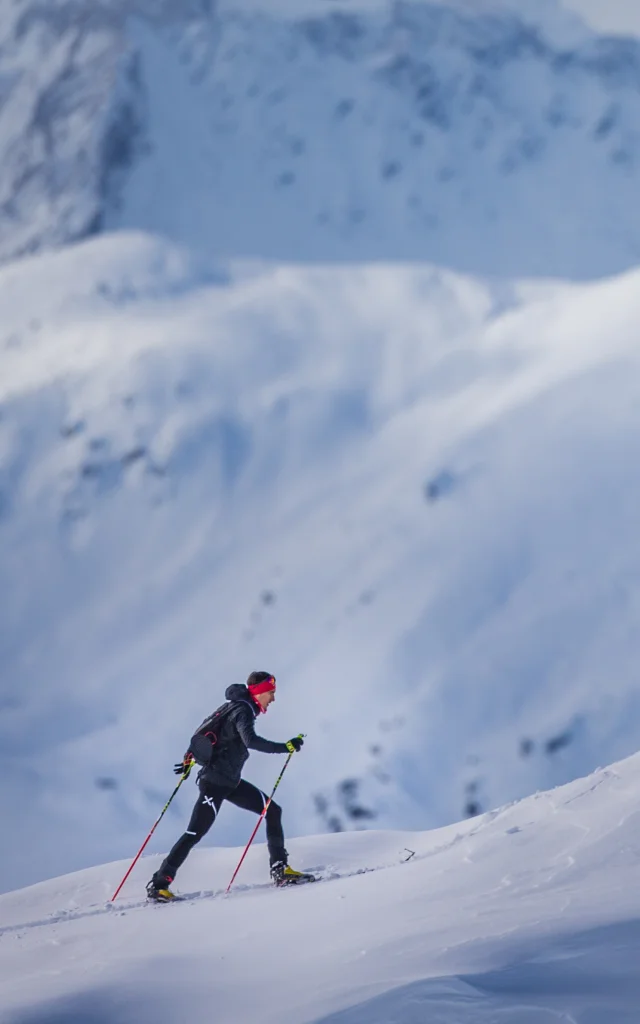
[[8, 988, 165, 1024], [9, 921, 640, 1024], [314, 919, 640, 1024], [6, 956, 210, 1024]]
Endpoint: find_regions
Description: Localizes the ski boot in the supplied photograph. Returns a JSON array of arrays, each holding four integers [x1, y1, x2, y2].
[[270, 860, 316, 887], [146, 873, 178, 902]]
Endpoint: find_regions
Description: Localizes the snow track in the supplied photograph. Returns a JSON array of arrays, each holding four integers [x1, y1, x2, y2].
[[0, 859, 407, 936]]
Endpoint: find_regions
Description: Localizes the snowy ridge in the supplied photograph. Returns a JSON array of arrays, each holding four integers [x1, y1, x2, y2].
[[3, 231, 640, 892], [2, 754, 640, 1021], [2, 0, 640, 274]]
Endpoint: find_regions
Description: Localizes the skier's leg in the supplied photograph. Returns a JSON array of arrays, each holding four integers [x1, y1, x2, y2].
[[227, 779, 316, 887], [226, 779, 287, 865], [152, 782, 227, 887]]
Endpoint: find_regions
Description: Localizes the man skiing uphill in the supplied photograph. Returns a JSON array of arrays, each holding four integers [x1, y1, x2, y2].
[[147, 671, 313, 901]]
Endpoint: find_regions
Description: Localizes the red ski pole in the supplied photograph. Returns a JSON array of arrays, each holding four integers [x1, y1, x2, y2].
[[226, 741, 301, 894], [110, 765, 193, 902]]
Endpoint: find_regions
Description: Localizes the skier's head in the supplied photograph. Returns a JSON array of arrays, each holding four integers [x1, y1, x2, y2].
[[247, 671, 276, 712]]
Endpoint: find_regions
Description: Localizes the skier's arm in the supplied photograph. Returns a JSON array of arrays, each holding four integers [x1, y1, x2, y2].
[[232, 705, 289, 754]]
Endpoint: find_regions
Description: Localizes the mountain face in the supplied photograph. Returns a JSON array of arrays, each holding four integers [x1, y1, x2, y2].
[[3, 231, 640, 892], [0, 0, 210, 264], [3, 0, 640, 894], [2, 0, 640, 276]]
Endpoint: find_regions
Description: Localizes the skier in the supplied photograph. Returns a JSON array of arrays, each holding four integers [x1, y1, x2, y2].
[[146, 671, 313, 901]]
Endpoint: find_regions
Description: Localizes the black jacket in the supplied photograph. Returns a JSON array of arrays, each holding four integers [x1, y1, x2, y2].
[[192, 684, 288, 788]]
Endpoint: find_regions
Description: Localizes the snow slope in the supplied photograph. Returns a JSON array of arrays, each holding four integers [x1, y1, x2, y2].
[[3, 230, 640, 893], [2, 754, 640, 1023], [4, 0, 640, 904], [3, 0, 640, 276]]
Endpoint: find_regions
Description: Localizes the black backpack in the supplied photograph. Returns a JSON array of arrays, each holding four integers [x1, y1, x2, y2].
[[187, 702, 236, 767]]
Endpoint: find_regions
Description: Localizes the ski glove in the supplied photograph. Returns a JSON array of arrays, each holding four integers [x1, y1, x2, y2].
[[286, 736, 304, 753], [174, 756, 194, 778]]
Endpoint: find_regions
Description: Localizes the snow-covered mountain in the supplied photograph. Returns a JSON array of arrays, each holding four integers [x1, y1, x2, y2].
[[3, 0, 640, 275], [3, 754, 640, 1023], [3, 228, 640, 893], [3, 0, 640, 896]]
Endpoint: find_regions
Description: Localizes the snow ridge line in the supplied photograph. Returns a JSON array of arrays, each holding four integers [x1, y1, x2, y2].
[[0, 807, 515, 937]]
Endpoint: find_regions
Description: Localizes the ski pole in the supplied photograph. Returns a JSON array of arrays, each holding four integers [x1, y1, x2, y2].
[[110, 764, 193, 902], [226, 738, 303, 894]]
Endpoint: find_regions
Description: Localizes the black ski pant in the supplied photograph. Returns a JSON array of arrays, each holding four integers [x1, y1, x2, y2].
[[156, 778, 286, 882]]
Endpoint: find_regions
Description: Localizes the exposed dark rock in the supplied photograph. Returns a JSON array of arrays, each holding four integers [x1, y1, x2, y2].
[[545, 729, 573, 755], [595, 106, 618, 139], [99, 52, 148, 216], [338, 778, 376, 821], [335, 98, 354, 119], [424, 469, 456, 503], [276, 171, 296, 187], [95, 776, 118, 790], [299, 13, 365, 59], [121, 447, 147, 467], [381, 160, 402, 180], [60, 420, 85, 439]]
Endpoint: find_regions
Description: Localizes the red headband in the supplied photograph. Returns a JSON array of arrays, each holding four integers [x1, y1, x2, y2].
[[248, 676, 276, 696]]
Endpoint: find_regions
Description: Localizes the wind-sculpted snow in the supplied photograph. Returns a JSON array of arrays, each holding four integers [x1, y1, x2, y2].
[[2, 0, 640, 275]]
